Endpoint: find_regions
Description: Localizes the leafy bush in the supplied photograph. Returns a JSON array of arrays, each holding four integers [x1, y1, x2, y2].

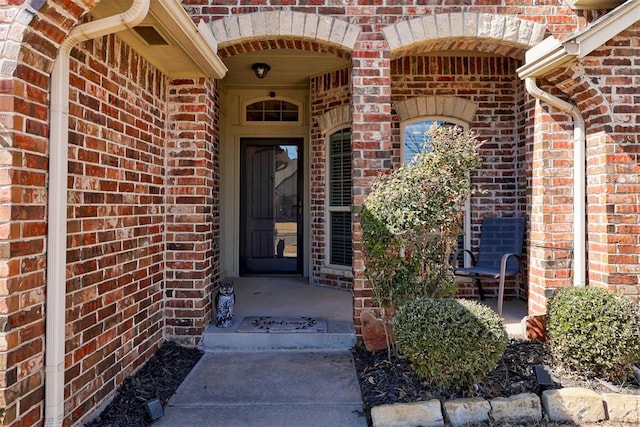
[[547, 286, 640, 381], [360, 124, 482, 310], [394, 298, 507, 391]]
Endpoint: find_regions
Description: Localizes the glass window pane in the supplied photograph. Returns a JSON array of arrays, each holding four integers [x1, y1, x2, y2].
[[245, 100, 299, 122]]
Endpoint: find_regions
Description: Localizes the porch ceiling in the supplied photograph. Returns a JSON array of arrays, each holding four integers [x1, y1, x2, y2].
[[220, 50, 349, 88]]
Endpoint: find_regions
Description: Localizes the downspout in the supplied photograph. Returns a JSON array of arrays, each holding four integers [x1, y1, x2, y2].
[[524, 77, 586, 287], [46, 1, 150, 425]]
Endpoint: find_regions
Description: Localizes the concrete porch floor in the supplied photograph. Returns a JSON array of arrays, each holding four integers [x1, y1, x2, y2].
[[202, 276, 356, 350], [203, 276, 529, 351]]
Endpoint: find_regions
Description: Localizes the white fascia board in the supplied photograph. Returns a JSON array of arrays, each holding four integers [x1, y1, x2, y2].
[[568, 0, 640, 57], [152, 0, 228, 78], [517, 36, 575, 79], [517, 0, 640, 78]]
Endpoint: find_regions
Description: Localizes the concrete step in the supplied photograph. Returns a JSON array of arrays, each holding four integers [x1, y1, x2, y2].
[[202, 319, 356, 351]]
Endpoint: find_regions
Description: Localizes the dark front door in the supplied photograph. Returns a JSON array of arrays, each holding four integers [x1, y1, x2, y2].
[[240, 138, 303, 275]]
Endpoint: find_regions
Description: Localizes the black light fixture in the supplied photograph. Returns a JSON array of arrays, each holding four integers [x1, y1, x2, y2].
[[252, 63, 271, 79]]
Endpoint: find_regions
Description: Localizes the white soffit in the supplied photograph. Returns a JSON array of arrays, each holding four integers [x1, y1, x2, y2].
[[91, 0, 227, 78]]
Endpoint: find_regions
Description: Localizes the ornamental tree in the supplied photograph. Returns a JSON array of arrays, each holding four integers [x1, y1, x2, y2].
[[360, 123, 482, 312]]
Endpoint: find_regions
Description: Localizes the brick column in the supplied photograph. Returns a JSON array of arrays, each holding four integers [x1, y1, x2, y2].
[[526, 93, 574, 314], [586, 132, 640, 302], [165, 78, 220, 346], [351, 36, 392, 335]]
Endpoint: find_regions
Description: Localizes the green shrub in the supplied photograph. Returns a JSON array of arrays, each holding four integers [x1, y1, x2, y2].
[[360, 124, 482, 310], [394, 298, 507, 391], [547, 286, 640, 381]]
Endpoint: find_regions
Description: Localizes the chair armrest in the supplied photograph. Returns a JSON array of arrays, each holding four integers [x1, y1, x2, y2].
[[453, 249, 477, 268], [500, 253, 521, 275]]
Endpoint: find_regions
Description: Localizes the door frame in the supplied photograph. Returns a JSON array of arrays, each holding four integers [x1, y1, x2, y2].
[[239, 138, 304, 275], [219, 87, 311, 279]]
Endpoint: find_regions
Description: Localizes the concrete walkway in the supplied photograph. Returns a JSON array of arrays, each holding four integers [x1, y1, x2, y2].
[[155, 350, 367, 427]]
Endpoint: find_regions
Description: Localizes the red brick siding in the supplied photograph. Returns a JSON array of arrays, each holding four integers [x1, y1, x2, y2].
[[525, 83, 575, 314], [310, 68, 352, 289], [351, 32, 393, 336], [64, 34, 167, 425], [585, 25, 640, 303], [165, 77, 220, 346], [0, 1, 95, 424], [524, 22, 640, 310]]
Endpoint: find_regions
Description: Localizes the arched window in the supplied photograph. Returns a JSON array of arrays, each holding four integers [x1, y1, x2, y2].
[[402, 117, 467, 164], [245, 99, 300, 123], [401, 117, 472, 267]]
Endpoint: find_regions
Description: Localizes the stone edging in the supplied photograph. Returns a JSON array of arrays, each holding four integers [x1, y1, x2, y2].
[[371, 387, 640, 426]]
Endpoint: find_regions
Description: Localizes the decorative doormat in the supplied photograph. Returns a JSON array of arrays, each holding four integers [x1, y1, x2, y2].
[[237, 316, 327, 333]]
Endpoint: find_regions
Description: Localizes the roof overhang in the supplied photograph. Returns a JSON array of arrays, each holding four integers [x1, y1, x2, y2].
[[91, 0, 227, 79], [564, 0, 625, 10], [518, 0, 640, 78]]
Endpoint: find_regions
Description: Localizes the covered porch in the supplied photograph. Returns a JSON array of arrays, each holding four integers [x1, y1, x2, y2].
[[202, 276, 528, 351]]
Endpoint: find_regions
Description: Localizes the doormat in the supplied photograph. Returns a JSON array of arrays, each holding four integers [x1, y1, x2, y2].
[[237, 316, 327, 333]]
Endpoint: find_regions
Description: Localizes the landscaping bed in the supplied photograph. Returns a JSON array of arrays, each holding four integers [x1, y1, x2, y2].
[[86, 342, 203, 427], [85, 338, 640, 426], [354, 338, 640, 426]]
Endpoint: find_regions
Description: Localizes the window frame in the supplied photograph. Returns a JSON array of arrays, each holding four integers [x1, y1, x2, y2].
[[400, 116, 472, 268], [325, 126, 352, 268], [241, 96, 303, 126]]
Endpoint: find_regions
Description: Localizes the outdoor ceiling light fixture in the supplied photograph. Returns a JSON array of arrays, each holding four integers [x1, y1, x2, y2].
[[252, 62, 271, 79]]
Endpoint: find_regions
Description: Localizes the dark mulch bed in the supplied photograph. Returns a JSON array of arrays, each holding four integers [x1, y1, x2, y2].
[[85, 342, 203, 427], [353, 339, 640, 426]]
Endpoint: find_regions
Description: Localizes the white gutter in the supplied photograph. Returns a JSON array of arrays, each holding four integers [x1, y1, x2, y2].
[[524, 78, 586, 287], [45, 2, 150, 425]]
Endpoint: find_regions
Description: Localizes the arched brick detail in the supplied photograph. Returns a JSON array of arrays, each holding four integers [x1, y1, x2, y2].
[[211, 11, 360, 51], [393, 96, 477, 124], [217, 38, 352, 61], [383, 13, 547, 60], [316, 104, 352, 134]]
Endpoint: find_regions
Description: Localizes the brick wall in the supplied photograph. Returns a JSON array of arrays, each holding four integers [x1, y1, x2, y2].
[[64, 34, 167, 425], [535, 23, 640, 306], [525, 82, 575, 315], [0, 1, 92, 424], [351, 32, 393, 336], [186, 1, 582, 39], [309, 68, 352, 289], [165, 77, 220, 346]]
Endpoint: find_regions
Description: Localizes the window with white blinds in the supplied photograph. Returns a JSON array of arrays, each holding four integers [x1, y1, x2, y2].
[[328, 128, 352, 267]]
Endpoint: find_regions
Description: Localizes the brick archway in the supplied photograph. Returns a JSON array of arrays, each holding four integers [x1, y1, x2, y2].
[[316, 105, 352, 135], [383, 12, 547, 59], [211, 11, 361, 52], [393, 96, 477, 124]]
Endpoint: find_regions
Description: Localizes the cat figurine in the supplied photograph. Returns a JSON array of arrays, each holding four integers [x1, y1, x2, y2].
[[215, 281, 235, 328]]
